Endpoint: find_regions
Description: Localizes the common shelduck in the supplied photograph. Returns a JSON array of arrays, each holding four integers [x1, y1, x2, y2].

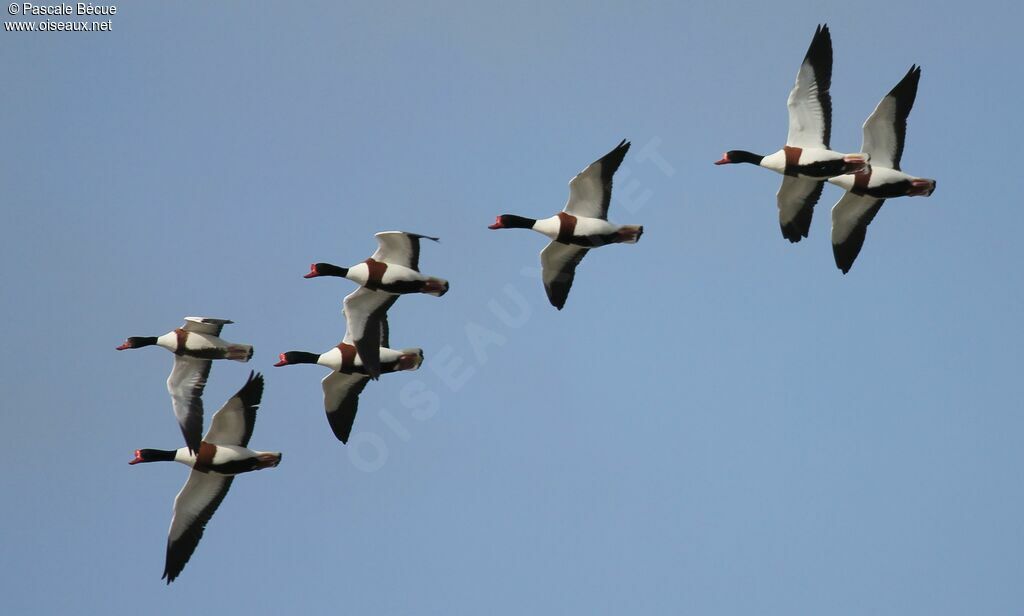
[[304, 231, 449, 296], [129, 372, 281, 583], [715, 24, 869, 242], [488, 139, 643, 310], [116, 317, 253, 455], [827, 65, 936, 273], [273, 314, 423, 443]]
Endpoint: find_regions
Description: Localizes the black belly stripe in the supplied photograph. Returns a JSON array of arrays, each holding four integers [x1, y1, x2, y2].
[[862, 179, 914, 199], [376, 280, 424, 294], [182, 347, 230, 360], [798, 158, 848, 178], [208, 457, 261, 475], [566, 232, 621, 247]]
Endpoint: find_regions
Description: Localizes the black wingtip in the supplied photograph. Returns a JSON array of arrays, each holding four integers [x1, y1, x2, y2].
[[598, 140, 631, 182], [780, 222, 810, 243], [806, 23, 833, 64], [889, 64, 921, 119], [405, 232, 441, 243], [236, 370, 265, 409], [834, 246, 855, 274], [902, 65, 922, 88]]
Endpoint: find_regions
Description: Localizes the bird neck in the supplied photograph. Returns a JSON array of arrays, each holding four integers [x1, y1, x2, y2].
[[317, 263, 349, 278], [138, 448, 178, 463], [502, 215, 537, 229], [731, 150, 765, 165], [287, 351, 321, 365]]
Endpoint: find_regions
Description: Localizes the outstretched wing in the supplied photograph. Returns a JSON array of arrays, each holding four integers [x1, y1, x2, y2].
[[343, 287, 398, 379], [321, 371, 371, 443], [862, 65, 921, 171], [163, 470, 234, 584], [777, 176, 825, 242], [370, 231, 440, 271], [182, 317, 233, 337], [786, 24, 832, 148], [167, 356, 212, 455], [540, 242, 589, 310], [831, 192, 886, 274], [204, 371, 264, 447], [564, 140, 631, 220]]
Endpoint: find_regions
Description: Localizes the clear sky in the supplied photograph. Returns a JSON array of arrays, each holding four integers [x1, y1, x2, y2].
[[2, 1, 1022, 613]]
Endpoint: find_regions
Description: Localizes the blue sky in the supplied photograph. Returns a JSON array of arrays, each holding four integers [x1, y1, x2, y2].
[[2, 1, 1022, 613]]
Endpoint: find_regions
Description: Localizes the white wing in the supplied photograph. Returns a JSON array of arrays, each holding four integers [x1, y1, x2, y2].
[[786, 25, 832, 148], [777, 176, 825, 242], [322, 372, 371, 443], [163, 470, 233, 583], [540, 242, 589, 310], [862, 65, 921, 171], [369, 231, 439, 271], [204, 372, 264, 447], [182, 317, 233, 336], [167, 356, 211, 455], [340, 313, 388, 347], [564, 140, 630, 220], [343, 287, 398, 379], [831, 192, 886, 274]]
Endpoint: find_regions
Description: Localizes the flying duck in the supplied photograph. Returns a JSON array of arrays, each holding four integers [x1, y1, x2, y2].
[[273, 314, 423, 443], [129, 371, 281, 584], [116, 317, 253, 455], [715, 24, 869, 242], [488, 139, 643, 310], [827, 65, 936, 273], [304, 231, 449, 296]]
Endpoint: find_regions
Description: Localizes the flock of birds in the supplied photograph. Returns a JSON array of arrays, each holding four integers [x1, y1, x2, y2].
[[115, 23, 936, 583], [117, 233, 450, 583], [716, 24, 935, 271]]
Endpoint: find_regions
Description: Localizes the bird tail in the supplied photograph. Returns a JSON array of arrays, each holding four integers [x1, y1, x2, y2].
[[423, 278, 449, 297], [256, 452, 282, 469], [227, 344, 254, 362], [909, 178, 936, 197], [398, 348, 424, 371], [617, 225, 644, 244]]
